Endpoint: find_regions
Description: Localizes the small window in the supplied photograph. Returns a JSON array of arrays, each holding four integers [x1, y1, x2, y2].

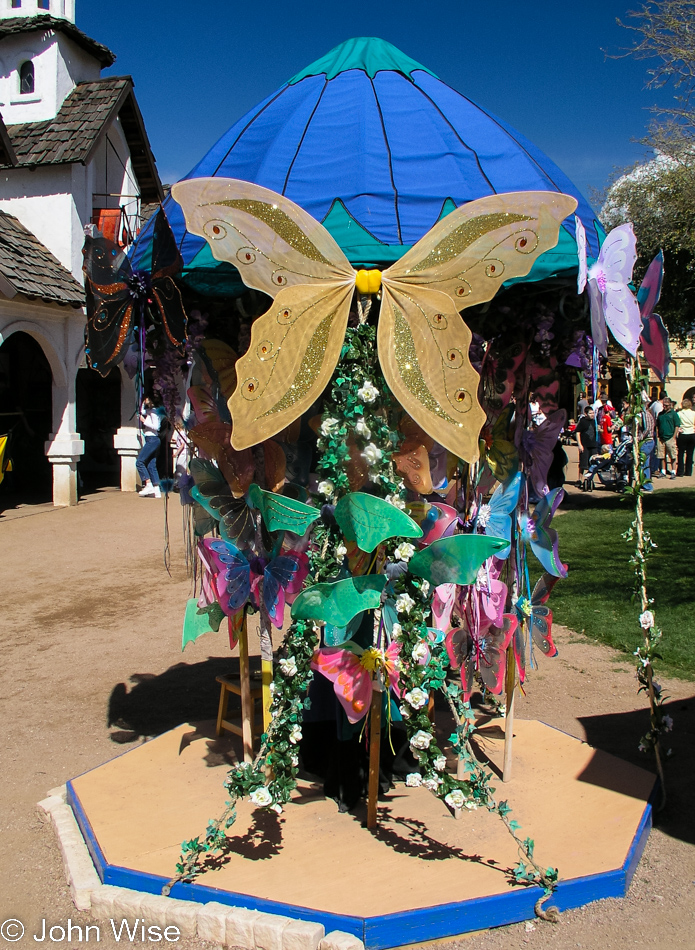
[[11, 0, 22, 8], [19, 61, 34, 96], [38, 0, 50, 8]]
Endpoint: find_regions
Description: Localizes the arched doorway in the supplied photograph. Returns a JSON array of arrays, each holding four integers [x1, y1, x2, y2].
[[0, 331, 53, 502], [682, 386, 695, 405], [76, 367, 121, 491]]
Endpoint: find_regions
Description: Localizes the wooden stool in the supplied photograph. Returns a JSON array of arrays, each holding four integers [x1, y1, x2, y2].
[[215, 673, 264, 760]]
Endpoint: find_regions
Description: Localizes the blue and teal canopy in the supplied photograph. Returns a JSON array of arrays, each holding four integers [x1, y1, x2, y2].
[[132, 37, 601, 296]]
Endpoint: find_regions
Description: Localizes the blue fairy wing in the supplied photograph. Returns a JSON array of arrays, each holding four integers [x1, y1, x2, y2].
[[210, 540, 251, 611], [522, 489, 567, 578], [482, 471, 523, 559]]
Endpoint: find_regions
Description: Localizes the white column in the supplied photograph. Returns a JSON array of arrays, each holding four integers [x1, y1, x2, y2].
[[114, 366, 140, 491], [44, 316, 83, 506]]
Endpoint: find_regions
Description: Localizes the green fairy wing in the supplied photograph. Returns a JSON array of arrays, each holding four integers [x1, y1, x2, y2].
[[334, 492, 423, 552], [291, 575, 386, 627], [247, 483, 320, 534], [408, 535, 507, 586]]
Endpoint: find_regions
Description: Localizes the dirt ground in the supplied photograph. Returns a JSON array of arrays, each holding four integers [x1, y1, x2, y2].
[[0, 486, 693, 950]]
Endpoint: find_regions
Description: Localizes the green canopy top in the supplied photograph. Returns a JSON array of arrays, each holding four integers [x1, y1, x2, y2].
[[289, 36, 437, 84]]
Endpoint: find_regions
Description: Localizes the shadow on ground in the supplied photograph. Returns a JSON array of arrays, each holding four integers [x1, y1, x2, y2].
[[579, 694, 694, 846]]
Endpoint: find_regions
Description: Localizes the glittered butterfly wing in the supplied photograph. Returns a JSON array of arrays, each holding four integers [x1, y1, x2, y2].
[[263, 553, 309, 628], [477, 614, 517, 695], [480, 471, 523, 558], [149, 208, 188, 349], [638, 252, 671, 382], [311, 647, 373, 724], [378, 193, 577, 462], [83, 234, 136, 376], [206, 540, 251, 614], [589, 224, 641, 356]]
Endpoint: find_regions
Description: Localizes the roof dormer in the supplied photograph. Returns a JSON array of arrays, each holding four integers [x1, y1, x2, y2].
[[1, 1, 76, 23]]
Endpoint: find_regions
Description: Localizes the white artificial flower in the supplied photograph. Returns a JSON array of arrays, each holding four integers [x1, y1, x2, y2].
[[444, 789, 466, 809], [404, 687, 428, 710], [405, 773, 422, 787], [362, 443, 383, 466], [385, 494, 407, 510], [291, 754, 299, 766], [336, 542, 348, 559], [434, 755, 447, 771], [319, 417, 340, 437], [410, 729, 432, 751], [357, 380, 379, 403], [639, 610, 655, 630], [317, 480, 334, 497], [289, 724, 303, 745], [396, 592, 416, 614], [420, 581, 430, 597], [269, 682, 276, 695], [394, 542, 416, 562], [270, 803, 283, 815], [279, 656, 298, 677], [355, 418, 372, 439], [391, 622, 403, 640], [423, 776, 441, 792], [663, 715, 674, 732], [250, 786, 273, 807], [477, 503, 492, 529], [464, 801, 478, 810], [411, 641, 429, 662], [399, 704, 411, 719]]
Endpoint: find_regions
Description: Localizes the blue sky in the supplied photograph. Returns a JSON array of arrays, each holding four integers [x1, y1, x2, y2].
[[79, 0, 676, 208]]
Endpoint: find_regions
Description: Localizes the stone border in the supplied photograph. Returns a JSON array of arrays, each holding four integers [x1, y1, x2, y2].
[[37, 787, 364, 950]]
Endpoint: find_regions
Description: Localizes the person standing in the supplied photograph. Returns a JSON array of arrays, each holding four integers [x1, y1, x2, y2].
[[575, 406, 599, 481], [656, 397, 679, 479], [577, 391, 589, 416], [676, 397, 695, 477], [136, 396, 166, 498]]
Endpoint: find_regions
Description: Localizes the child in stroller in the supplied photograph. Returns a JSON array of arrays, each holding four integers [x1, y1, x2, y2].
[[582, 435, 633, 492]]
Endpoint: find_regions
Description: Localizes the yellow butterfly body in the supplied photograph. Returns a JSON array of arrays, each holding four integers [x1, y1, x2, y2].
[[171, 179, 576, 461]]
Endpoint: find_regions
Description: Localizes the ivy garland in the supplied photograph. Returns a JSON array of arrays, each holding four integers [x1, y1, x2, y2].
[[166, 317, 560, 915], [623, 356, 671, 808]]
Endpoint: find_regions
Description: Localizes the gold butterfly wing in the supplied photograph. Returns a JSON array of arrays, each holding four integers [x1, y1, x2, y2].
[[172, 178, 356, 449], [379, 192, 577, 462]]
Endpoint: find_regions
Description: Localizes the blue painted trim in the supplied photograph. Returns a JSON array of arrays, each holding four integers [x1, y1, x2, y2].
[[65, 734, 655, 950]]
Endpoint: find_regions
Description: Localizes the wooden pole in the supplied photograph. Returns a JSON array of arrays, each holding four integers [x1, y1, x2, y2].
[[238, 614, 254, 763], [366, 680, 383, 829], [502, 642, 515, 782]]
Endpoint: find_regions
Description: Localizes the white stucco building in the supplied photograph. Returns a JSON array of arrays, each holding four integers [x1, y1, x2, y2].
[[0, 1, 163, 505]]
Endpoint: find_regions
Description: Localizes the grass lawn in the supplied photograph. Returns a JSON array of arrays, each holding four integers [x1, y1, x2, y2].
[[549, 488, 695, 679]]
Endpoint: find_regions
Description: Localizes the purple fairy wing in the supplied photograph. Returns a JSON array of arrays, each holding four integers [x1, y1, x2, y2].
[[603, 282, 641, 356], [588, 278, 609, 357], [517, 411, 566, 499], [595, 223, 637, 284], [521, 489, 567, 578], [589, 224, 641, 356], [264, 554, 306, 628]]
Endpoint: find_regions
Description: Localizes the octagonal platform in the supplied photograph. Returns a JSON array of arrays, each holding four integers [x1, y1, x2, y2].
[[67, 720, 655, 949]]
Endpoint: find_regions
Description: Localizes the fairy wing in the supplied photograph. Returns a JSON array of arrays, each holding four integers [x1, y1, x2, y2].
[[638, 252, 671, 382], [188, 422, 255, 496], [190, 458, 256, 547], [589, 224, 641, 356], [83, 234, 136, 376], [587, 277, 609, 357], [477, 615, 517, 695], [517, 410, 567, 498], [378, 192, 577, 461], [149, 208, 188, 349], [529, 573, 559, 657], [264, 553, 309, 628], [206, 539, 251, 614], [522, 489, 567, 578], [481, 471, 523, 558], [311, 647, 373, 723], [575, 215, 587, 294]]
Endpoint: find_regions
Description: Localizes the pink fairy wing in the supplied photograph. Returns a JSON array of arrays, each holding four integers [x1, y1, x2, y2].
[[420, 503, 458, 546], [311, 648, 372, 723], [479, 578, 507, 627], [638, 251, 664, 320], [640, 311, 670, 382], [575, 215, 587, 293], [432, 583, 457, 631], [385, 641, 402, 698]]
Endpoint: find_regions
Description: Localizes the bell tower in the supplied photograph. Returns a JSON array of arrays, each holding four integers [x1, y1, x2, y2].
[[0, 1, 75, 22]]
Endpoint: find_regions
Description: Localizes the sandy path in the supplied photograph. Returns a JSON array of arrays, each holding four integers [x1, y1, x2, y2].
[[0, 488, 692, 950]]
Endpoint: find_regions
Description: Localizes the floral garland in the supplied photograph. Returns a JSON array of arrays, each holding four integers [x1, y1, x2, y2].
[[166, 317, 559, 914], [623, 356, 671, 807]]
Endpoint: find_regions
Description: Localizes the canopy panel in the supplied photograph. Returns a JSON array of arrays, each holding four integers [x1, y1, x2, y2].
[[132, 37, 600, 293]]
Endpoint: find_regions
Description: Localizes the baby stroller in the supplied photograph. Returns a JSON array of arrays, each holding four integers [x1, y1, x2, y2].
[[582, 436, 633, 492]]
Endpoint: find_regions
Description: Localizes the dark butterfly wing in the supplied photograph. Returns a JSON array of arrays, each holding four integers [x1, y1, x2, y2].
[[190, 458, 254, 547], [192, 501, 216, 538], [479, 614, 516, 695], [531, 572, 559, 608], [530, 604, 557, 657], [446, 626, 477, 702], [83, 235, 136, 376], [150, 209, 187, 349]]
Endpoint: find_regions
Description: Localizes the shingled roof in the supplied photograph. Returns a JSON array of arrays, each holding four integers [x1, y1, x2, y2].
[[1, 76, 163, 202], [0, 14, 115, 67], [0, 114, 17, 166], [0, 210, 84, 307]]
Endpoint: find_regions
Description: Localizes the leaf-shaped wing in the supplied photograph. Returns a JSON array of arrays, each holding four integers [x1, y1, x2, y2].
[[334, 492, 423, 552], [291, 575, 386, 627], [378, 285, 485, 463], [229, 282, 354, 449], [247, 483, 319, 534], [409, 535, 507, 587], [171, 177, 354, 296], [384, 192, 577, 305]]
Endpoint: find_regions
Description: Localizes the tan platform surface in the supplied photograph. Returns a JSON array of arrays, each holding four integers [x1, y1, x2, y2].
[[71, 720, 655, 917]]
